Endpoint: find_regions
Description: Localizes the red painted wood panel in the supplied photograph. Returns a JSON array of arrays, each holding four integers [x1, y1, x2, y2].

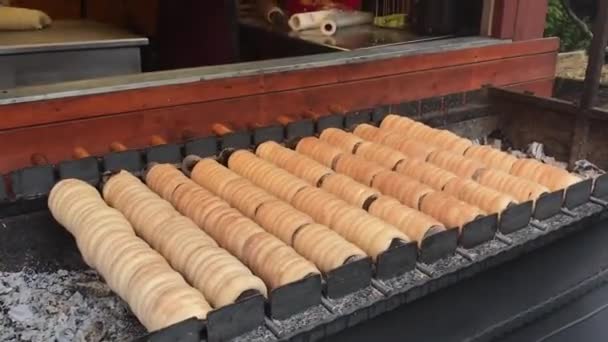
[[513, 0, 550, 41], [0, 38, 558, 131], [0, 52, 557, 173], [492, 0, 518, 39]]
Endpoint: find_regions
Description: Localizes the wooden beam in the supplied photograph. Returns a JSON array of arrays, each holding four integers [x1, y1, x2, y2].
[[0, 52, 557, 173], [0, 38, 559, 131]]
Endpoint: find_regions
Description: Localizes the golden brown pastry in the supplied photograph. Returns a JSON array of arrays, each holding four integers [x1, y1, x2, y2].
[[464, 145, 518, 173], [419, 191, 485, 229], [475, 168, 550, 202], [296, 136, 344, 169], [257, 141, 333, 186], [48, 179, 211, 332], [395, 158, 457, 190], [104, 171, 268, 307], [319, 127, 364, 153], [443, 178, 517, 215], [354, 124, 436, 160], [354, 141, 408, 170], [510, 158, 582, 191], [145, 164, 319, 290], [371, 170, 435, 209], [379, 115, 472, 154], [427, 150, 486, 179], [320, 173, 379, 209], [227, 150, 409, 260], [368, 196, 445, 245]]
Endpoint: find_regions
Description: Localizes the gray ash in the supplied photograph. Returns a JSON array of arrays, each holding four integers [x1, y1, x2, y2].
[[230, 325, 277, 342], [271, 305, 331, 338], [0, 269, 145, 342], [465, 239, 508, 260]]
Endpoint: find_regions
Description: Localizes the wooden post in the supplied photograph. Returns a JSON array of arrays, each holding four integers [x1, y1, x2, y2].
[[569, 0, 608, 168]]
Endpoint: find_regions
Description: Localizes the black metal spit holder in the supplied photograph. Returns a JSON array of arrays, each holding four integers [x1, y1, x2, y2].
[[103, 150, 145, 174], [185, 137, 219, 158], [252, 125, 284, 146], [344, 111, 372, 130], [325, 257, 373, 299], [564, 178, 593, 209], [375, 239, 418, 279], [592, 173, 608, 199], [269, 274, 322, 320], [418, 228, 458, 264], [534, 189, 564, 220], [219, 131, 252, 151], [206, 292, 266, 341], [459, 213, 498, 249], [316, 114, 344, 133], [146, 143, 183, 164], [498, 201, 533, 234], [3, 165, 56, 215], [58, 157, 101, 186], [285, 118, 315, 140]]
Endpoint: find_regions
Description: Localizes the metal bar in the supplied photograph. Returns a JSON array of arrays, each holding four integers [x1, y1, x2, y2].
[[569, 0, 608, 168]]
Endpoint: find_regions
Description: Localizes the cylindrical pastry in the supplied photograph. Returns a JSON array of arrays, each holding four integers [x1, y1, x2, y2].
[[419, 191, 485, 229], [354, 141, 408, 170], [321, 173, 379, 209], [257, 141, 334, 186], [319, 127, 364, 153], [146, 164, 319, 290], [371, 170, 434, 209], [395, 158, 457, 191], [427, 150, 486, 179], [296, 136, 344, 169], [104, 171, 268, 307], [443, 178, 517, 215], [510, 158, 582, 191], [475, 168, 550, 203], [354, 123, 436, 160], [368, 196, 445, 245], [227, 151, 409, 260], [464, 145, 518, 172], [48, 179, 211, 332]]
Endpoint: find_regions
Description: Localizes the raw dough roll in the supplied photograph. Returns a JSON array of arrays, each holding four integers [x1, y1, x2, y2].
[[510, 158, 582, 191], [296, 136, 344, 169], [464, 145, 518, 173], [427, 150, 486, 179], [48, 179, 211, 332], [288, 9, 336, 31], [0, 6, 52, 31], [419, 192, 485, 229], [104, 171, 268, 307], [371, 170, 434, 209], [443, 178, 517, 215], [319, 10, 373, 36], [319, 128, 364, 153], [475, 168, 549, 202], [368, 196, 445, 245]]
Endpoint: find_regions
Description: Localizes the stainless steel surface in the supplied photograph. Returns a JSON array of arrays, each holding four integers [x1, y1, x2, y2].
[[0, 48, 142, 89], [0, 20, 148, 55], [0, 36, 505, 105]]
